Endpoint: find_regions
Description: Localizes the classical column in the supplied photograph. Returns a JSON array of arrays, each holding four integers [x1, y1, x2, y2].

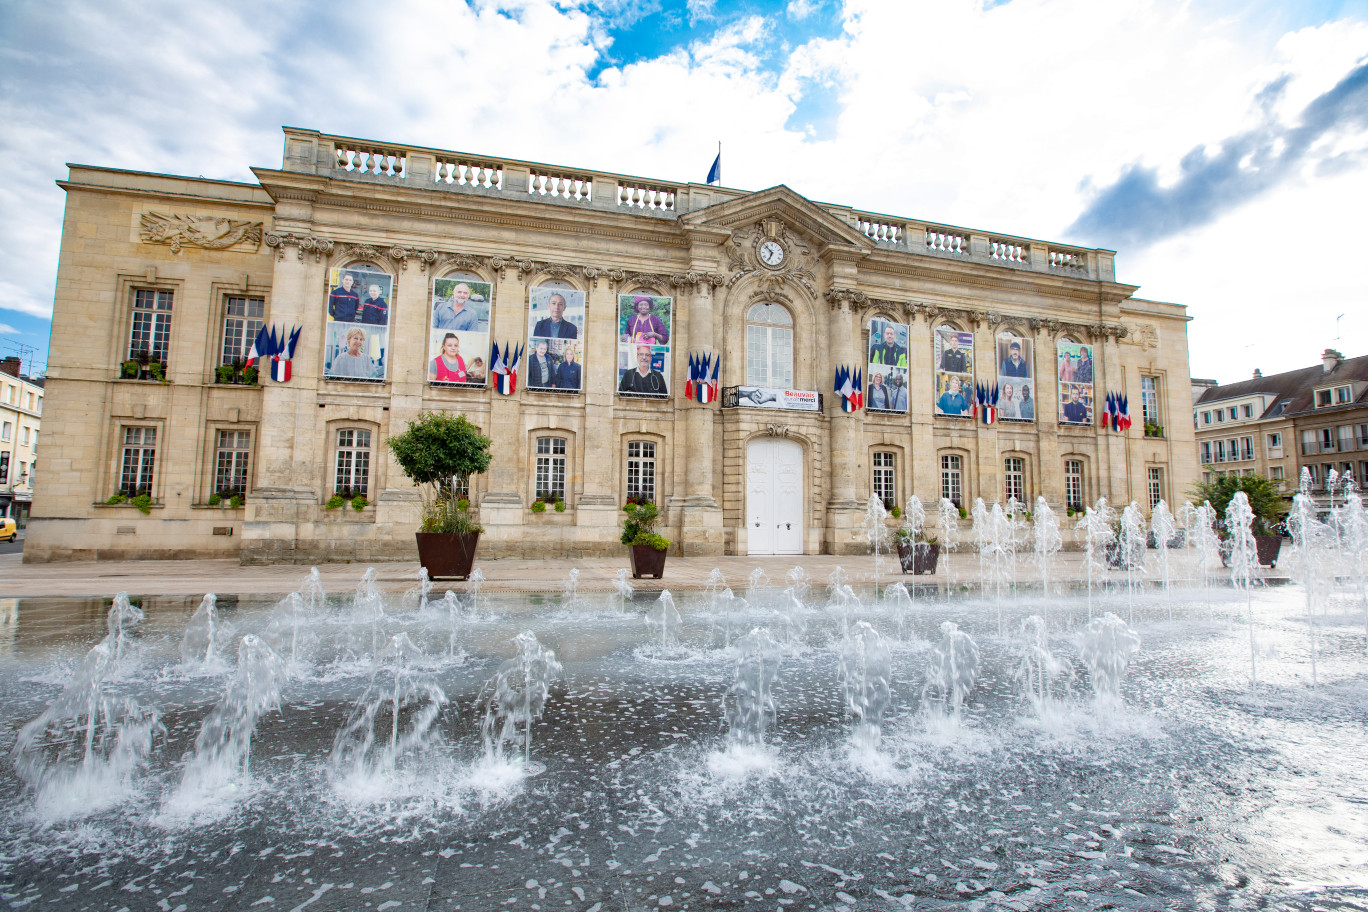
[[825, 288, 864, 554], [478, 260, 528, 534], [677, 275, 724, 555], [575, 270, 622, 543], [907, 305, 939, 504], [973, 315, 1000, 505], [1097, 327, 1131, 504], [1031, 320, 1062, 507]]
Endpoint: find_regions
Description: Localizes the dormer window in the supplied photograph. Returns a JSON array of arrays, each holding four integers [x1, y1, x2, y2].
[[1315, 385, 1351, 408]]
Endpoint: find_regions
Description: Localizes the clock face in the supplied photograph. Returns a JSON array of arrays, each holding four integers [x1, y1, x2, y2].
[[759, 240, 785, 267]]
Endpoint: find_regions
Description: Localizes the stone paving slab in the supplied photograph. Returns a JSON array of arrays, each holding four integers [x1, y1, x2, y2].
[[0, 550, 1285, 598]]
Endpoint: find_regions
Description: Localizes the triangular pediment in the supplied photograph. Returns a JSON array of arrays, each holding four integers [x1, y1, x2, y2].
[[682, 185, 875, 256]]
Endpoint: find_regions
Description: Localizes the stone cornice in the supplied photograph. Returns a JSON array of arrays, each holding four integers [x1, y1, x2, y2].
[[264, 231, 334, 261]]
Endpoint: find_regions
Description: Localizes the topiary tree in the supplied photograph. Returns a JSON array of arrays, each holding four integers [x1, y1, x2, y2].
[[388, 412, 493, 534], [1187, 473, 1287, 536]]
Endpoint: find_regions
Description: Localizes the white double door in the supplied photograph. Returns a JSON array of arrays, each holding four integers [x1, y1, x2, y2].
[[746, 437, 804, 555]]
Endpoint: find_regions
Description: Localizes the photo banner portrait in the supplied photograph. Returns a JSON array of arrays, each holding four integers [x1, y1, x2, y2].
[[428, 274, 492, 387], [995, 332, 1035, 422], [324, 265, 391, 381], [525, 285, 587, 392], [866, 318, 909, 413], [617, 293, 673, 397], [1056, 341, 1095, 425], [933, 326, 974, 417]]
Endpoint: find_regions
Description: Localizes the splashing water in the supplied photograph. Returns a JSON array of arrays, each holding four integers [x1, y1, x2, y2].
[[883, 581, 915, 641], [839, 621, 892, 750], [1150, 500, 1178, 616], [1335, 476, 1368, 650], [724, 627, 782, 748], [179, 594, 236, 671], [263, 591, 318, 673], [13, 640, 162, 821], [937, 498, 961, 595], [746, 567, 770, 605], [467, 567, 486, 615], [479, 631, 562, 771], [712, 588, 749, 649], [440, 590, 465, 658], [330, 633, 448, 781], [299, 566, 327, 615], [1076, 498, 1117, 619], [644, 590, 682, 651], [1119, 502, 1148, 623], [1014, 615, 1067, 716], [865, 494, 890, 591], [350, 568, 387, 660], [1226, 491, 1262, 689], [774, 587, 807, 648], [923, 622, 979, 722], [828, 582, 862, 641], [1078, 613, 1140, 704], [1287, 477, 1332, 686], [562, 568, 584, 612], [402, 567, 434, 613], [104, 592, 144, 668], [785, 566, 809, 605], [1032, 498, 1062, 609], [612, 569, 634, 614]]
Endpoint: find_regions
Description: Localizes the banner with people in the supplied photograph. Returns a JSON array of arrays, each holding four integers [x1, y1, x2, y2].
[[324, 266, 391, 381], [995, 332, 1035, 422], [428, 274, 492, 387], [1057, 341, 1095, 425], [933, 326, 974, 417], [617, 293, 672, 397], [525, 286, 586, 392], [866, 318, 909, 413]]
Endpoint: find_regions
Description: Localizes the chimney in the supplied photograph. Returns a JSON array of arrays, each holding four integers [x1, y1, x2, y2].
[[0, 356, 20, 378], [1323, 348, 1343, 373], [1252, 368, 1262, 379]]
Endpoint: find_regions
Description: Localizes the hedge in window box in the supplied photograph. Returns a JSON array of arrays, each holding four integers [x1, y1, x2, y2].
[[388, 412, 492, 580]]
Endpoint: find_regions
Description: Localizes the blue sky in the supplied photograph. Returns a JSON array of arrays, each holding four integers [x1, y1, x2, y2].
[[1, 0, 1366, 381]]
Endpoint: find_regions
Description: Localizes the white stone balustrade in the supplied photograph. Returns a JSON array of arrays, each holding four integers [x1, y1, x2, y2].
[[335, 145, 406, 178], [529, 171, 593, 202], [925, 227, 968, 255], [435, 158, 502, 189], [989, 238, 1027, 263], [617, 182, 676, 211], [1048, 249, 1086, 272], [858, 218, 904, 245]]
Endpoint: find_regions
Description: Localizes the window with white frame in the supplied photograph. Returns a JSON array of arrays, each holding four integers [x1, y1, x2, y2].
[[626, 440, 656, 503], [1147, 466, 1164, 510], [129, 289, 173, 362], [1202, 411, 1211, 424], [1004, 456, 1025, 504], [1337, 386, 1352, 404], [1140, 376, 1160, 425], [1201, 442, 1212, 463], [940, 454, 962, 507], [1214, 440, 1225, 462], [0, 452, 8, 484], [1241, 436, 1254, 460], [119, 426, 157, 496], [21, 426, 29, 446], [1320, 427, 1335, 450], [745, 303, 793, 388], [221, 296, 265, 365], [1215, 410, 1224, 423], [1360, 424, 1368, 446], [1228, 438, 1239, 460], [334, 428, 371, 496], [1302, 429, 1317, 455], [1267, 432, 1281, 450], [1228, 407, 1238, 421], [214, 430, 251, 496], [1270, 466, 1284, 481], [535, 436, 567, 501], [1339, 425, 1354, 452], [872, 451, 896, 508], [1064, 459, 1084, 509], [1, 421, 9, 441], [1243, 404, 1254, 418]]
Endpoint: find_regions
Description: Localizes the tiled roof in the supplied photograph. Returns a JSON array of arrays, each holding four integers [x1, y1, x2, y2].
[[1196, 354, 1368, 419]]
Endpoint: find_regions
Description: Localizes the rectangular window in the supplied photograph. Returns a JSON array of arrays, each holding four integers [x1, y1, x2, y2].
[[1302, 429, 1317, 455], [1306, 464, 1319, 487], [1270, 466, 1284, 481], [1215, 410, 1224, 423], [871, 451, 896, 507], [1064, 459, 1084, 510], [626, 440, 656, 504], [120, 427, 157, 496], [1360, 424, 1368, 447], [1339, 425, 1354, 452], [1337, 386, 1352, 404], [1140, 376, 1160, 425], [221, 296, 265, 365], [214, 430, 252, 496], [1228, 408, 1238, 421], [1228, 438, 1239, 460], [1241, 437, 1253, 460], [129, 289, 173, 362], [1320, 428, 1335, 450], [0, 452, 7, 484], [1214, 440, 1225, 462], [1004, 456, 1025, 504], [1243, 404, 1253, 418], [1202, 411, 1211, 425], [535, 437, 567, 501], [1201, 441, 1212, 463], [334, 428, 371, 495], [940, 454, 962, 507], [1147, 467, 1164, 511], [1267, 432, 1281, 450], [21, 426, 30, 446], [0, 421, 9, 441]]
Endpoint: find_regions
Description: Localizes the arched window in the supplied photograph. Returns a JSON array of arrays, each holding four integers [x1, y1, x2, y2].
[[746, 303, 793, 388]]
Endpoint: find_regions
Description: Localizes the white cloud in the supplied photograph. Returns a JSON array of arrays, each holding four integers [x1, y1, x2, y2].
[[0, 323, 19, 335], [0, 0, 1364, 384]]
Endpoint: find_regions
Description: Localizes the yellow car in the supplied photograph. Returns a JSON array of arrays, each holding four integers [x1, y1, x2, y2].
[[0, 518, 16, 542]]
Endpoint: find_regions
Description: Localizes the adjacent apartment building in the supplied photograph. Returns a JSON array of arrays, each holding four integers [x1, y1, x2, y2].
[[1, 356, 44, 528], [27, 127, 1197, 562], [1194, 348, 1368, 498]]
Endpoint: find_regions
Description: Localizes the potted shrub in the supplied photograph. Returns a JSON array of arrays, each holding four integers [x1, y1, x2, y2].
[[894, 528, 940, 575], [120, 360, 140, 380], [388, 412, 493, 580], [1189, 473, 1287, 568], [622, 501, 669, 579]]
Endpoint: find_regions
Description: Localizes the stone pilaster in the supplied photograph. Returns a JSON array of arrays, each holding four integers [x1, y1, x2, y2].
[[908, 306, 939, 504], [676, 276, 724, 555], [824, 287, 865, 554], [479, 261, 527, 528]]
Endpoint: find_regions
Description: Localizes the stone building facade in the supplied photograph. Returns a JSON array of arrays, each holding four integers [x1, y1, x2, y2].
[[1, 357, 44, 528], [1194, 348, 1368, 502], [27, 128, 1198, 563]]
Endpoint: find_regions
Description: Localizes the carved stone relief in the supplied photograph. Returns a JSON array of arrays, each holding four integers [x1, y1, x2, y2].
[[724, 220, 818, 296], [141, 212, 263, 254], [264, 231, 334, 262]]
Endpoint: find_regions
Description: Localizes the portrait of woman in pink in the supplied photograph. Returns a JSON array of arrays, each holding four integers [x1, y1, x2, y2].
[[429, 332, 468, 382]]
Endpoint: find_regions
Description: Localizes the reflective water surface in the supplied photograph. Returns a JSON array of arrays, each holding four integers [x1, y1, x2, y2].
[[0, 577, 1365, 912]]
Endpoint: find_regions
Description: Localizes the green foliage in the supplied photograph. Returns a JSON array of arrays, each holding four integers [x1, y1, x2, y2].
[[1066, 507, 1076, 517], [130, 493, 153, 515], [1187, 473, 1287, 535], [325, 494, 346, 510], [554, 499, 566, 513], [105, 492, 128, 505], [215, 365, 235, 384], [889, 506, 901, 519], [243, 366, 259, 385], [420, 499, 484, 534], [207, 493, 222, 506], [120, 361, 139, 379], [148, 362, 165, 383], [621, 501, 669, 551], [229, 493, 245, 509], [1144, 422, 1164, 438], [957, 506, 968, 520], [530, 499, 547, 513], [388, 412, 492, 530], [894, 527, 936, 544], [351, 495, 368, 512]]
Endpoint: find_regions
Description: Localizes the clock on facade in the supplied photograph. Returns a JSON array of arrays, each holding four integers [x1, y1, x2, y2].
[[758, 240, 785, 267]]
